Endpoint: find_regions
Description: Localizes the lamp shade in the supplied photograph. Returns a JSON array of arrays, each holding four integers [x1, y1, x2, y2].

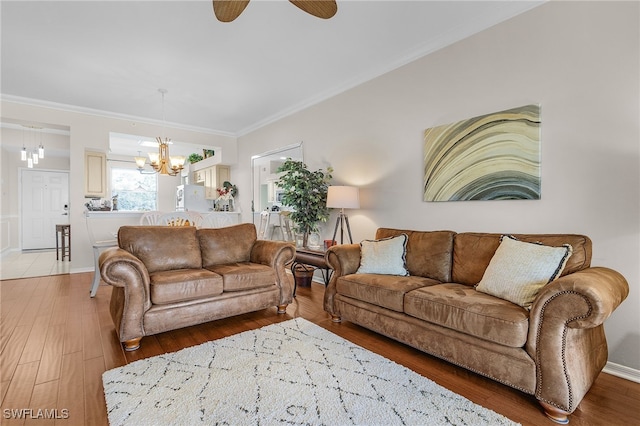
[[327, 186, 360, 209]]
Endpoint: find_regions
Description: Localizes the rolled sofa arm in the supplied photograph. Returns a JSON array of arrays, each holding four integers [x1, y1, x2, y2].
[[526, 267, 629, 415], [323, 243, 362, 316], [251, 240, 296, 304], [99, 247, 152, 343]]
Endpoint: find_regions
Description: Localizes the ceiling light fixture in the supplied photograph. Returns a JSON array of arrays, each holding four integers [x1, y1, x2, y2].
[[21, 125, 45, 168], [212, 0, 338, 22], [135, 89, 185, 176]]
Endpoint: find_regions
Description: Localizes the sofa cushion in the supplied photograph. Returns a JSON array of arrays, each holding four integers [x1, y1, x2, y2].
[[356, 234, 409, 276], [119, 226, 202, 273], [206, 262, 276, 292], [404, 283, 530, 348], [375, 228, 455, 282], [149, 269, 223, 305], [452, 232, 591, 285], [198, 224, 257, 267], [475, 236, 573, 308], [336, 274, 440, 312]]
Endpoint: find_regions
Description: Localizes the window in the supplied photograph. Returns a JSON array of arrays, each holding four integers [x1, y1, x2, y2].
[[111, 168, 157, 211]]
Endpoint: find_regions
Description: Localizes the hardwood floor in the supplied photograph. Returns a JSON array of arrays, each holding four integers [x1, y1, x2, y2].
[[1, 273, 639, 425]]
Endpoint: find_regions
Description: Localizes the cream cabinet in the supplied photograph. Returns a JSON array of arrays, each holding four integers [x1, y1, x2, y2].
[[193, 169, 206, 183], [204, 165, 231, 199], [84, 151, 107, 198]]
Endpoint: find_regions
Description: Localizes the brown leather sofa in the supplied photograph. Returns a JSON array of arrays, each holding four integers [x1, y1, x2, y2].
[[99, 223, 295, 351], [324, 228, 629, 424]]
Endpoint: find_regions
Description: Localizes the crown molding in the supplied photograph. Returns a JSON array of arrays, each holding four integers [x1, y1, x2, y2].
[[0, 94, 237, 139]]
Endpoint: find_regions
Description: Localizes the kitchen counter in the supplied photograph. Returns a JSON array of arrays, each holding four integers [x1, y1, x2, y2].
[[84, 211, 144, 217], [84, 211, 144, 244]]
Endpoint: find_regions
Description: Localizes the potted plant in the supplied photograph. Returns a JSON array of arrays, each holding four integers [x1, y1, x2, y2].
[[188, 153, 203, 164], [277, 159, 332, 248]]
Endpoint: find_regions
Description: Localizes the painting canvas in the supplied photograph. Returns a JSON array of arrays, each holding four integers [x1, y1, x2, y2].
[[423, 105, 541, 202]]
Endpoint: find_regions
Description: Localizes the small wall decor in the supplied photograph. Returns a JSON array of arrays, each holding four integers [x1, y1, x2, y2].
[[203, 149, 215, 158], [423, 104, 541, 202]]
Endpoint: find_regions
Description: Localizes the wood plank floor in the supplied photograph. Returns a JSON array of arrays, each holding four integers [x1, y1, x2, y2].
[[1, 272, 639, 425]]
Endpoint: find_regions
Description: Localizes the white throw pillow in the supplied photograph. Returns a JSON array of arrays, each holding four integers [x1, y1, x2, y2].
[[356, 234, 409, 276], [476, 235, 573, 308]]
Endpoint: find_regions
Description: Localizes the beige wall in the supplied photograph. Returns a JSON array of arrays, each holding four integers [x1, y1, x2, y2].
[[0, 102, 237, 272], [237, 2, 640, 369]]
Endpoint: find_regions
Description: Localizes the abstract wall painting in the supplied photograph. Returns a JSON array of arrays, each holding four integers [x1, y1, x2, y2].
[[423, 104, 541, 202]]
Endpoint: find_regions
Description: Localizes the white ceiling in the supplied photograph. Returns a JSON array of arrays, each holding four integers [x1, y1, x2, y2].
[[1, 0, 542, 138]]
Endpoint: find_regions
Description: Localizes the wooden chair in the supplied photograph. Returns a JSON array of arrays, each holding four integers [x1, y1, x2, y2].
[[275, 211, 295, 241], [159, 212, 198, 227], [280, 211, 296, 241], [257, 210, 271, 239], [185, 211, 203, 228], [201, 213, 237, 228], [139, 211, 163, 225]]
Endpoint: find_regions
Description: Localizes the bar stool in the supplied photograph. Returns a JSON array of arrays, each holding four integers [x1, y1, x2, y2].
[[55, 224, 71, 261]]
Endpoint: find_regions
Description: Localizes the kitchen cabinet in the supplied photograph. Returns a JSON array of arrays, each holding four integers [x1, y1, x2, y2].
[[267, 178, 281, 203], [85, 151, 107, 197], [204, 165, 231, 199], [193, 169, 206, 183]]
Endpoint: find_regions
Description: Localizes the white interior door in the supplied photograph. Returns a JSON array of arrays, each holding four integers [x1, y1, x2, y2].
[[21, 169, 70, 250]]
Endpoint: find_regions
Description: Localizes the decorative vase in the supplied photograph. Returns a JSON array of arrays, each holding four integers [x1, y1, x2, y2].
[[308, 232, 321, 248]]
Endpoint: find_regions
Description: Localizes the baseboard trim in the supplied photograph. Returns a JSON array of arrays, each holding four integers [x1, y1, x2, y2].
[[603, 361, 640, 383], [70, 266, 95, 274]]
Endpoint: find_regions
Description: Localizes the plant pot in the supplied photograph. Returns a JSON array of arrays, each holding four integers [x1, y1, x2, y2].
[[294, 264, 314, 288]]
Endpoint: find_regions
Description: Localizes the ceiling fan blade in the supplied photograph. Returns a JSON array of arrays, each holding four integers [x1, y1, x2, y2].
[[213, 0, 250, 22], [289, 0, 337, 20]]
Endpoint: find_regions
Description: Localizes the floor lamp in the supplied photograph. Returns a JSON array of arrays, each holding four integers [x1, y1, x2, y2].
[[327, 186, 360, 244]]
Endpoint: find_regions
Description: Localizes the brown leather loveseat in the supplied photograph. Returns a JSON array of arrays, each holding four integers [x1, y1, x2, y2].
[[324, 228, 629, 424], [99, 223, 295, 351]]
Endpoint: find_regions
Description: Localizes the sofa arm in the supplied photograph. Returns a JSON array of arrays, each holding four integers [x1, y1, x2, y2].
[[251, 240, 296, 304], [526, 267, 629, 414], [99, 247, 152, 343], [323, 243, 361, 316], [251, 240, 295, 267]]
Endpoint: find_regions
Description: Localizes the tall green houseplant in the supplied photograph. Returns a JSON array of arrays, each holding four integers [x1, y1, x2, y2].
[[277, 159, 332, 247]]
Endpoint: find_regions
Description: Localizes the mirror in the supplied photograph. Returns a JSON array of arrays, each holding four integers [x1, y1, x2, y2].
[[251, 142, 303, 215]]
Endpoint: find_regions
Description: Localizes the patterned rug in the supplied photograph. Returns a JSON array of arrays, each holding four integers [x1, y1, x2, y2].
[[103, 318, 519, 426]]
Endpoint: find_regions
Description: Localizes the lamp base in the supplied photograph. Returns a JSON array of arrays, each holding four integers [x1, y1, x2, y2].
[[331, 211, 353, 244]]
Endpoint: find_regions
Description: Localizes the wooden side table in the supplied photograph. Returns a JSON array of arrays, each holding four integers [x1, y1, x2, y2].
[[291, 248, 332, 296], [55, 224, 71, 261]]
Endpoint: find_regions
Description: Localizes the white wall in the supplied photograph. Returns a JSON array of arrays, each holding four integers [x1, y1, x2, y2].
[[237, 2, 640, 369], [0, 101, 237, 271]]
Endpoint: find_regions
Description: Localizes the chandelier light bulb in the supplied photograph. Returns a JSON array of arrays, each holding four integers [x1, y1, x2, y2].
[[21, 147, 27, 161], [38, 144, 45, 158], [148, 152, 160, 166], [32, 151, 39, 165], [27, 157, 33, 168]]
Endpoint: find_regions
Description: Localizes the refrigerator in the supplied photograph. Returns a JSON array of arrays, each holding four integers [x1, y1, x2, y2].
[[176, 184, 212, 212]]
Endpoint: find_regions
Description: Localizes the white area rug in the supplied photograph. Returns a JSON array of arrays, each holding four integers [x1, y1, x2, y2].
[[103, 318, 519, 426]]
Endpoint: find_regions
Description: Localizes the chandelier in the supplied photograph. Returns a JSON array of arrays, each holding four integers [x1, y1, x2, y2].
[[134, 89, 185, 176], [21, 125, 45, 168]]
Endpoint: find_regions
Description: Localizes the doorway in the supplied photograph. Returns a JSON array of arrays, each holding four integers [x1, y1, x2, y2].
[[20, 169, 70, 250]]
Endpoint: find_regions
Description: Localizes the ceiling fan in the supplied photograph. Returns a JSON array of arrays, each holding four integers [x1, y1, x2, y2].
[[213, 0, 338, 23]]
